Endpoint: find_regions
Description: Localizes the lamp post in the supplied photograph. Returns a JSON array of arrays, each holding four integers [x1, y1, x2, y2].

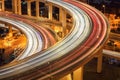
[[102, 4, 105, 14], [56, 13, 59, 20], [40, 11, 43, 17]]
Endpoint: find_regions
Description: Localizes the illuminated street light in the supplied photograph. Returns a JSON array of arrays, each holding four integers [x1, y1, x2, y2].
[[56, 13, 59, 20], [40, 11, 43, 17], [102, 4, 105, 14]]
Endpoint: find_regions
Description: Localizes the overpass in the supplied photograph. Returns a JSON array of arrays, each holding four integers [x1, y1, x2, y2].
[[0, 0, 110, 80]]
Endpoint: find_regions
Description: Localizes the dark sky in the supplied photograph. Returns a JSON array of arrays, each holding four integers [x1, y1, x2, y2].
[[89, 0, 120, 4]]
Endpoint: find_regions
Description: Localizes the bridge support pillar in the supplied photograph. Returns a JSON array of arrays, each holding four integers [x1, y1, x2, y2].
[[12, 0, 21, 14], [36, 0, 39, 18], [0, 0, 4, 11], [73, 66, 83, 80], [97, 51, 103, 73], [12, 0, 17, 14], [18, 0, 21, 15], [48, 3, 53, 20], [60, 74, 72, 80], [8, 25, 13, 38], [27, 1, 31, 16], [59, 8, 66, 37]]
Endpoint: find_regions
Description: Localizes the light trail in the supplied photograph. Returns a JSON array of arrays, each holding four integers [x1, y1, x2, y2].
[[0, 16, 42, 59], [0, 0, 109, 80]]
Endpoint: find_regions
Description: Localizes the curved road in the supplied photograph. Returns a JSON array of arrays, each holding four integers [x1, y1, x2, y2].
[[0, 0, 110, 80]]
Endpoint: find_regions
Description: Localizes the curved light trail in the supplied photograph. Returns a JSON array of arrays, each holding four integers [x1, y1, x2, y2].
[[0, 16, 42, 60], [0, 12, 57, 60], [0, 0, 110, 80]]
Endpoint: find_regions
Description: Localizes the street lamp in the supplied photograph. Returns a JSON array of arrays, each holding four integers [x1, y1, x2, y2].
[[40, 11, 43, 17], [102, 4, 105, 14], [56, 13, 59, 20]]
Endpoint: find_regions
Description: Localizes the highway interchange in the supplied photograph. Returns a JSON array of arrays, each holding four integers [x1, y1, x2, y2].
[[0, 0, 110, 80]]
